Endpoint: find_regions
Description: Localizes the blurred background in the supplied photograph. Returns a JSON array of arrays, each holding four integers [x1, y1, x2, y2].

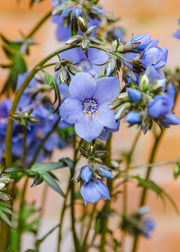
[[1, 0, 180, 251]]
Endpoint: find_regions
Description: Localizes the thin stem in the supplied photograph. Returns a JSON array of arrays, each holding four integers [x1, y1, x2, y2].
[[132, 129, 165, 252], [129, 159, 177, 171], [27, 11, 52, 38], [70, 134, 80, 252], [100, 133, 112, 252], [121, 130, 141, 252], [17, 177, 29, 251], [81, 203, 97, 251], [20, 127, 27, 166], [56, 179, 71, 252]]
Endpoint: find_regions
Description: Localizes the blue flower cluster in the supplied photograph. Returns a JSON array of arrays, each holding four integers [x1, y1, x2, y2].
[[125, 34, 168, 83], [112, 72, 180, 133], [79, 166, 113, 205], [0, 72, 64, 167]]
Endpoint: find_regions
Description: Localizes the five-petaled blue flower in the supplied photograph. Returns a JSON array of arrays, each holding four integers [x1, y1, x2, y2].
[[60, 72, 120, 142]]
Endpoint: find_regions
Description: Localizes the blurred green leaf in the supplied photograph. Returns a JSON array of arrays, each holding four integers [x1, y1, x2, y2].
[[40, 172, 65, 198], [133, 175, 179, 213], [44, 71, 61, 111]]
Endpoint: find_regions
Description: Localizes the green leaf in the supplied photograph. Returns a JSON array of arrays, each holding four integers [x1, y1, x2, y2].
[[0, 209, 12, 226], [5, 167, 27, 173], [31, 173, 44, 187], [133, 175, 179, 213], [31, 161, 69, 173], [1, 53, 27, 94], [41, 172, 65, 198], [44, 71, 61, 111], [1, 34, 21, 51]]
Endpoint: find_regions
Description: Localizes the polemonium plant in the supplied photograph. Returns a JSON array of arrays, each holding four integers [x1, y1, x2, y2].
[[0, 1, 180, 252]]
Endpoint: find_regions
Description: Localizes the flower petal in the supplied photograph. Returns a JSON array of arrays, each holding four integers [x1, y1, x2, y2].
[[75, 115, 103, 142], [96, 103, 117, 129], [60, 98, 83, 124], [60, 47, 83, 64], [81, 182, 101, 205], [81, 167, 93, 183], [95, 180, 110, 200], [69, 72, 96, 101], [93, 77, 120, 104], [87, 48, 108, 65]]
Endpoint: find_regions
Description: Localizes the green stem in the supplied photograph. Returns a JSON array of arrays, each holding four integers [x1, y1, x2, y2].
[[56, 179, 71, 252], [129, 159, 177, 171], [17, 177, 29, 251], [20, 127, 27, 167], [121, 130, 141, 252], [70, 134, 80, 252], [100, 133, 112, 252], [132, 129, 165, 252], [27, 11, 52, 38], [81, 203, 97, 251]]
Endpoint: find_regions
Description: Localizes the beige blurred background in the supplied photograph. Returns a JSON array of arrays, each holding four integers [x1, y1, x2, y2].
[[1, 0, 180, 251]]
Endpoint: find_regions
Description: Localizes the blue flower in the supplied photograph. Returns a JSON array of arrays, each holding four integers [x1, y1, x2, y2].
[[130, 34, 152, 51], [127, 88, 142, 102], [125, 111, 141, 125], [141, 217, 155, 238], [148, 94, 174, 118], [81, 166, 93, 183], [98, 121, 120, 141], [60, 72, 120, 142], [80, 179, 110, 206], [60, 47, 108, 78], [172, 18, 180, 39], [141, 40, 168, 82]]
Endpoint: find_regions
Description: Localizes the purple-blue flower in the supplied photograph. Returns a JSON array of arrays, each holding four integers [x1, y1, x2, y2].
[[125, 111, 141, 125], [130, 34, 152, 51], [60, 47, 108, 77], [81, 179, 110, 206], [148, 94, 174, 118], [60, 72, 120, 142], [127, 88, 142, 102], [81, 166, 93, 183], [141, 217, 155, 238], [172, 18, 180, 39], [141, 40, 168, 82]]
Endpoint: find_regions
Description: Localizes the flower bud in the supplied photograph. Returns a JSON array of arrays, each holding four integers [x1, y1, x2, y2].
[[115, 102, 131, 120], [77, 16, 88, 33], [139, 74, 150, 92]]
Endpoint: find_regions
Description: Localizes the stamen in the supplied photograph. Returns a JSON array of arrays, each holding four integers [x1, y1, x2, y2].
[[153, 59, 156, 65], [83, 110, 86, 113], [103, 128, 105, 132], [88, 111, 91, 114], [96, 111, 98, 114], [85, 114, 87, 117]]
